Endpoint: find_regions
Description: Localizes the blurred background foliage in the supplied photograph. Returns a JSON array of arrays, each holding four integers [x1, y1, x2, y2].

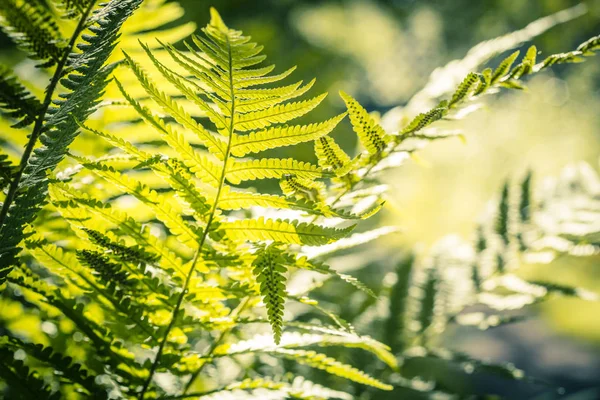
[[1, 0, 599, 398]]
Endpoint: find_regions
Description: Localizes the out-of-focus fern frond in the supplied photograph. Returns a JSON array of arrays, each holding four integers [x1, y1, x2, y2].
[[0, 66, 41, 127], [0, 0, 66, 66], [395, 3, 587, 117]]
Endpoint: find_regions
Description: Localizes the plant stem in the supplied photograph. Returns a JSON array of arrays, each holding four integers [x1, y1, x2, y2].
[[138, 31, 237, 400], [0, 1, 96, 226]]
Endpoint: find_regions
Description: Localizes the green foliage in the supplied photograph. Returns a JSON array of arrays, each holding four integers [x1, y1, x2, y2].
[[0, 0, 143, 285], [0, 2, 598, 400], [0, 0, 65, 66], [0, 65, 41, 127], [252, 244, 288, 344]]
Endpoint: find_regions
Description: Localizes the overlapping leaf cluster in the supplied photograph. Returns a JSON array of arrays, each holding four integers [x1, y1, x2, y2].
[[0, 2, 598, 400]]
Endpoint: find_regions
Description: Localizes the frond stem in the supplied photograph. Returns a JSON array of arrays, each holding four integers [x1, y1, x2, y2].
[[138, 30, 238, 400], [0, 1, 97, 226]]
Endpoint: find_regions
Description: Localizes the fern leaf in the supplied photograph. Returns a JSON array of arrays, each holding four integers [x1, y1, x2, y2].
[[315, 135, 354, 176], [416, 266, 439, 344], [236, 80, 305, 99], [218, 187, 376, 220], [301, 226, 400, 259], [0, 0, 143, 284], [234, 66, 296, 89], [275, 349, 393, 390], [50, 182, 190, 277], [1, 335, 103, 396], [491, 50, 520, 83], [0, 346, 61, 400], [252, 244, 288, 344], [519, 170, 533, 224], [79, 123, 213, 221], [0, 0, 65, 65], [216, 328, 395, 369], [237, 79, 316, 113], [226, 158, 326, 184], [294, 256, 377, 297], [0, 153, 15, 190], [0, 66, 41, 127], [114, 79, 221, 186], [280, 174, 326, 203], [496, 181, 510, 245], [510, 45, 537, 79], [230, 113, 346, 157], [186, 377, 352, 400], [385, 253, 414, 351], [400, 101, 448, 135], [404, 5, 586, 111], [75, 157, 203, 248], [76, 249, 130, 286], [142, 41, 229, 126], [337, 273, 378, 299], [448, 72, 479, 108], [340, 91, 389, 154], [123, 49, 228, 158], [219, 217, 355, 246], [577, 35, 600, 55], [234, 93, 328, 132], [82, 228, 159, 265]]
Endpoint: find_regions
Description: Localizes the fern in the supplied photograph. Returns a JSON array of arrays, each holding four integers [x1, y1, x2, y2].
[[0, 0, 66, 66], [0, 3, 598, 399], [0, 66, 41, 127], [4, 8, 389, 398], [252, 244, 287, 344], [0, 0, 143, 285]]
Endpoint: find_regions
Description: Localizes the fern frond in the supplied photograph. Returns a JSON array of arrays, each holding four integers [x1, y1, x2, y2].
[[400, 101, 448, 135], [0, 346, 61, 400], [577, 35, 600, 55], [226, 158, 326, 184], [0, 0, 143, 284], [491, 50, 520, 83], [75, 157, 203, 248], [234, 93, 328, 132], [340, 91, 390, 154], [385, 253, 414, 351], [0, 153, 14, 191], [50, 182, 190, 277], [79, 122, 213, 221], [0, 66, 41, 127], [275, 349, 393, 390], [183, 377, 352, 400], [496, 181, 510, 245], [215, 328, 395, 369], [280, 174, 326, 203], [122, 50, 228, 159], [448, 72, 479, 108], [220, 217, 355, 246], [301, 226, 400, 259], [315, 135, 354, 177], [1, 335, 103, 396], [114, 79, 222, 186], [403, 4, 587, 112], [236, 79, 316, 113], [0, 0, 65, 66], [252, 244, 288, 344], [230, 113, 346, 157]]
